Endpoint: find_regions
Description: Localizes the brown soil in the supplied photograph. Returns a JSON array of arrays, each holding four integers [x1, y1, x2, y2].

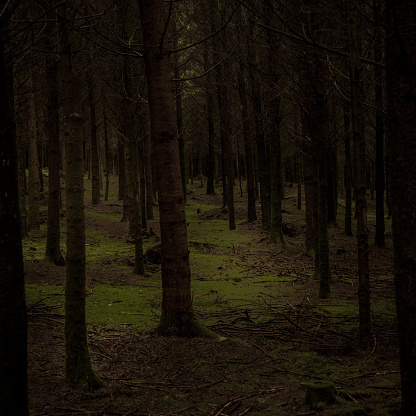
[[27, 183, 401, 416]]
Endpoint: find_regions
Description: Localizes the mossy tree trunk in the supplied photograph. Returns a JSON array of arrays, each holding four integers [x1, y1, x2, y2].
[[138, 0, 208, 337], [0, 14, 29, 414], [385, 0, 416, 413], [58, 2, 101, 390]]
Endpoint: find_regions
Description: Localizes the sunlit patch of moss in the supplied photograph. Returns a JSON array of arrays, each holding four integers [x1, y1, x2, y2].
[[192, 274, 297, 315], [86, 282, 161, 330]]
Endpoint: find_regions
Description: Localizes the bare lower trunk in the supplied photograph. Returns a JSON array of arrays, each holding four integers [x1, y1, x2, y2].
[[139, 0, 211, 337], [59, 2, 101, 390], [349, 1, 371, 342]]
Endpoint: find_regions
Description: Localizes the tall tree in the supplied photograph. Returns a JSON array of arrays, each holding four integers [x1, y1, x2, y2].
[[58, 2, 101, 390], [385, 0, 416, 413], [138, 0, 210, 336], [348, 0, 371, 341], [0, 3, 29, 413], [45, 4, 65, 266], [373, 0, 385, 248], [27, 69, 41, 231]]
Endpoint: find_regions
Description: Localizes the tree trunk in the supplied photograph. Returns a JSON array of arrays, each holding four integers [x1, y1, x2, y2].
[[343, 101, 353, 236], [326, 145, 338, 226], [58, 2, 101, 390], [144, 132, 154, 220], [247, 35, 270, 231], [385, 0, 416, 413], [118, 139, 126, 201], [138, 0, 210, 337], [348, 1, 371, 342], [103, 108, 110, 201], [0, 18, 29, 415], [127, 139, 144, 275], [45, 10, 65, 266], [88, 71, 100, 206], [204, 44, 216, 196], [318, 153, 331, 298], [374, 0, 385, 248], [237, 66, 257, 223], [27, 70, 41, 231], [296, 151, 302, 211]]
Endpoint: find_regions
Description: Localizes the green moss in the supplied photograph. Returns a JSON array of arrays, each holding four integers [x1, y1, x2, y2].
[[87, 283, 161, 330]]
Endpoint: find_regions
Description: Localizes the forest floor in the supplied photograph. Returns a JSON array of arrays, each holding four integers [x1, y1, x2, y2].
[[25, 177, 401, 416]]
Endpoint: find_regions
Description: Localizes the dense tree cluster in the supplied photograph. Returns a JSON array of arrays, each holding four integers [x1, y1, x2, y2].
[[1, 0, 416, 414]]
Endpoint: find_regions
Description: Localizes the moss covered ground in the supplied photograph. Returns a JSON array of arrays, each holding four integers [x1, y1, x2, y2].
[[25, 177, 400, 416]]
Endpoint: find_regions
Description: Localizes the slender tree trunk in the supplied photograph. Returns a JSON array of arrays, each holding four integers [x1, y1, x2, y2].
[[45, 11, 65, 266], [58, 3, 101, 390], [204, 45, 216, 196], [144, 132, 154, 219], [348, 1, 371, 342], [118, 139, 126, 201], [88, 73, 100, 206], [172, 13, 186, 202], [318, 153, 331, 298], [265, 8, 284, 244], [215, 3, 235, 230], [237, 67, 257, 223], [343, 101, 353, 236], [0, 18, 29, 415], [385, 1, 416, 413], [127, 139, 144, 275], [103, 108, 110, 201], [296, 151, 302, 210], [138, 0, 210, 337], [374, 0, 385, 248], [303, 148, 319, 264], [138, 137, 147, 229], [27, 71, 40, 231], [326, 145, 338, 226], [247, 31, 270, 231]]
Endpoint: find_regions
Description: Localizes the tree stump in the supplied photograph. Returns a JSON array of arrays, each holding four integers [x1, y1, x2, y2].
[[304, 379, 337, 407]]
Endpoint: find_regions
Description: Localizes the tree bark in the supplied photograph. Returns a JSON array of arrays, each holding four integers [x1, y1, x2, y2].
[[138, 0, 210, 337], [374, 0, 385, 248], [237, 65, 257, 223], [0, 16, 29, 415], [58, 2, 101, 390], [27, 70, 41, 231], [343, 101, 353, 236], [385, 0, 416, 413], [204, 43, 216, 196], [45, 10, 65, 266], [348, 0, 371, 342]]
